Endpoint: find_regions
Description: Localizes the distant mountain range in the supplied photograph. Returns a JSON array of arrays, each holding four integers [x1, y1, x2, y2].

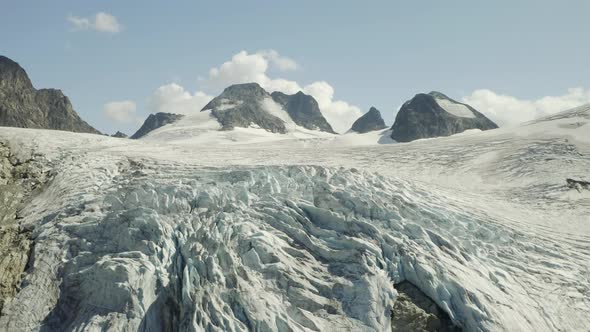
[[1, 55, 500, 142]]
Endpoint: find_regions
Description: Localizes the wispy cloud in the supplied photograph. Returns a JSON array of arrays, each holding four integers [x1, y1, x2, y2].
[[68, 12, 122, 33]]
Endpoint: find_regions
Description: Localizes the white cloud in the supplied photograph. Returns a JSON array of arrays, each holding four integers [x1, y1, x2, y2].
[[147, 83, 212, 115], [189, 50, 360, 133], [303, 81, 362, 133], [462, 87, 590, 126], [68, 12, 122, 33], [103, 100, 140, 124], [258, 49, 297, 71]]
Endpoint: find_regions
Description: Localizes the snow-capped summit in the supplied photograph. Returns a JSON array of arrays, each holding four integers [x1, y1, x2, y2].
[[201, 82, 287, 133], [391, 91, 498, 142], [349, 106, 388, 133]]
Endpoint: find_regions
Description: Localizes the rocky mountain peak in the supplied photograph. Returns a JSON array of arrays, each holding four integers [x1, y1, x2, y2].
[[0, 55, 100, 134], [391, 92, 498, 142], [0, 55, 33, 92], [271, 90, 335, 134], [216, 82, 270, 101], [111, 131, 128, 138], [427, 91, 450, 99], [201, 83, 286, 133], [131, 112, 184, 139], [350, 107, 388, 133]]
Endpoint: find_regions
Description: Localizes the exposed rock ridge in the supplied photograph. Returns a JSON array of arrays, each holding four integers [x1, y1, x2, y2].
[[131, 113, 184, 139], [0, 55, 100, 134]]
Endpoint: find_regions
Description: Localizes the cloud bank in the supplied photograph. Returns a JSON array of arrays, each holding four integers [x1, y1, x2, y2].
[[147, 84, 212, 115], [462, 87, 590, 126], [103, 100, 140, 124], [152, 50, 362, 133], [68, 12, 122, 33]]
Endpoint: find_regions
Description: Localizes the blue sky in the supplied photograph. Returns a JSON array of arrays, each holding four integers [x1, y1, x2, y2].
[[2, 0, 589, 134]]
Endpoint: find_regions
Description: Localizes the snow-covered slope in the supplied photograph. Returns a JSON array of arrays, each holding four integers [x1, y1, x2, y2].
[[435, 98, 476, 118], [142, 105, 337, 146], [0, 104, 588, 331]]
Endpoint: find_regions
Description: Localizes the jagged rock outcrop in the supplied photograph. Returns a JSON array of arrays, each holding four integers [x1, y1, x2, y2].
[[201, 83, 287, 133], [111, 131, 128, 138], [392, 282, 461, 331], [131, 113, 184, 139], [271, 91, 335, 133], [350, 107, 387, 133], [0, 55, 100, 134], [391, 91, 498, 142]]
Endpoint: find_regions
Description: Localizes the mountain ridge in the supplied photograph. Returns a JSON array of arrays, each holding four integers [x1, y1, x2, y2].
[[0, 55, 100, 134]]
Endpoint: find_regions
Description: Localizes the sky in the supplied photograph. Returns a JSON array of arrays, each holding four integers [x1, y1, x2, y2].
[[1, 0, 589, 134]]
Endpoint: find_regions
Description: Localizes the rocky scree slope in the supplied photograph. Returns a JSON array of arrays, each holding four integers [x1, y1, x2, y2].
[[0, 55, 99, 134], [391, 92, 497, 142], [350, 107, 388, 133]]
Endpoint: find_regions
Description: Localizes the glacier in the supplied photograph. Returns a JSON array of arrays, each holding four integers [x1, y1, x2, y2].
[[0, 105, 589, 331]]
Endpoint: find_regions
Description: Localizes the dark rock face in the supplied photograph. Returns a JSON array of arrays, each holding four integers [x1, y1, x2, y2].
[[111, 131, 128, 138], [131, 113, 184, 139], [350, 107, 387, 133], [202, 83, 286, 133], [0, 55, 100, 134], [391, 92, 498, 142], [271, 91, 335, 133], [391, 282, 461, 332]]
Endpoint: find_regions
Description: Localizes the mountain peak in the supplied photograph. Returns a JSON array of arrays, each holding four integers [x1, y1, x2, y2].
[[427, 91, 450, 99], [0, 55, 99, 134], [350, 107, 387, 133], [202, 83, 285, 133], [271, 91, 335, 134], [131, 112, 184, 139], [391, 92, 498, 142], [0, 55, 33, 91], [221, 82, 267, 97]]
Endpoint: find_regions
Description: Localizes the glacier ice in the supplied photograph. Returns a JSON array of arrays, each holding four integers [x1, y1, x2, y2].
[[0, 156, 584, 331], [0, 106, 589, 331]]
